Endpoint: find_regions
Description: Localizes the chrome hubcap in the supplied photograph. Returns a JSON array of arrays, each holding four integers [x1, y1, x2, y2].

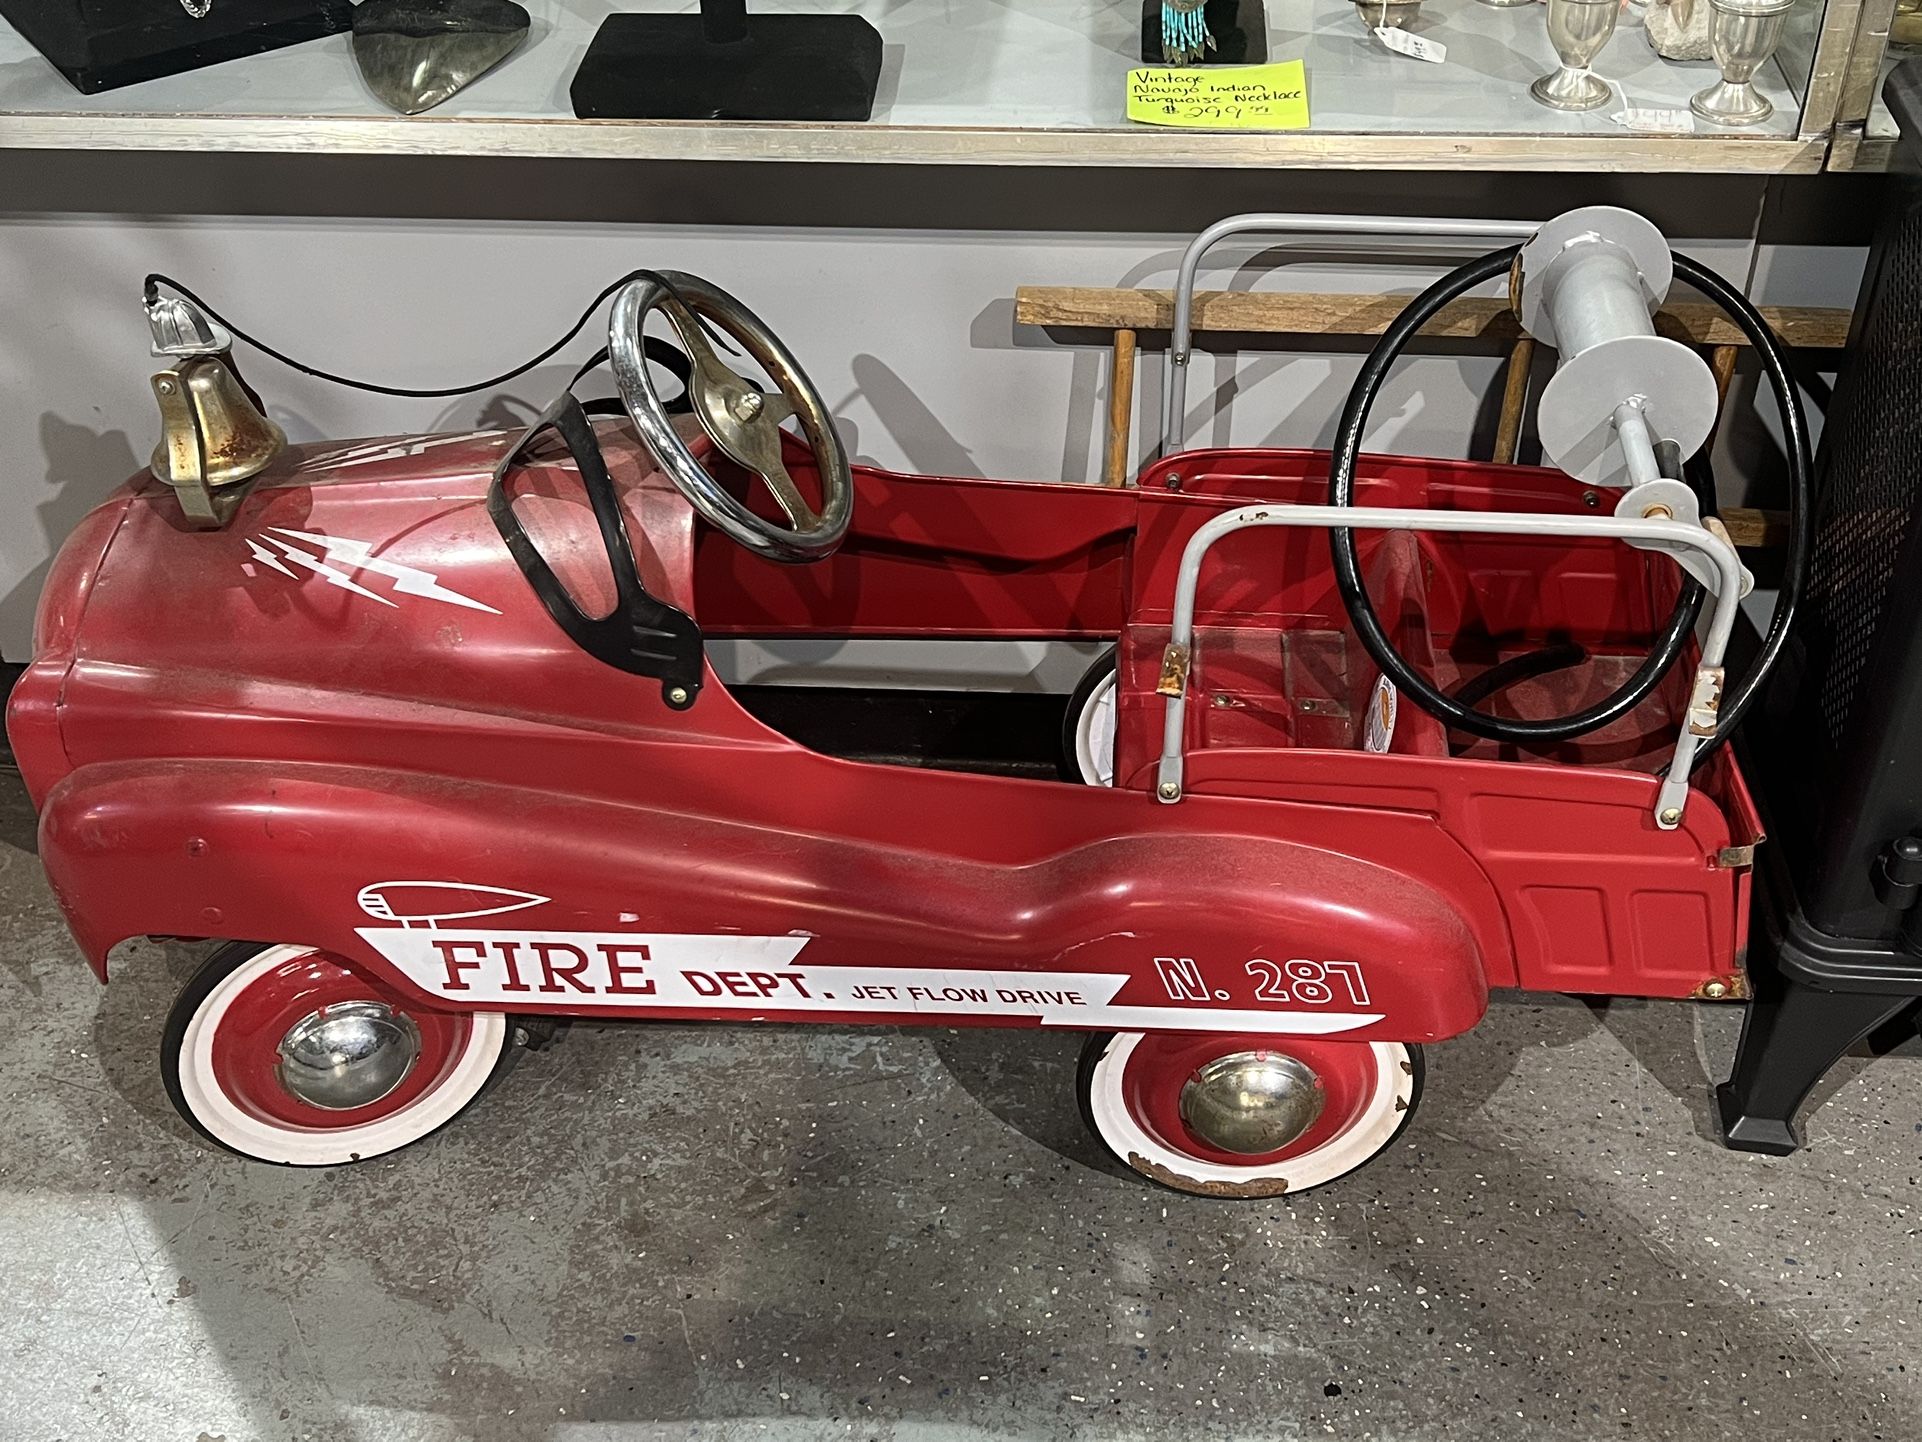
[[277, 1001, 421, 1111], [1179, 1050, 1325, 1155]]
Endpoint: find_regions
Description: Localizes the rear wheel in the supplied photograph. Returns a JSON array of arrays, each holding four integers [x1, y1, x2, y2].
[[162, 942, 511, 1166], [1061, 647, 1118, 786], [1078, 1031, 1422, 1197]]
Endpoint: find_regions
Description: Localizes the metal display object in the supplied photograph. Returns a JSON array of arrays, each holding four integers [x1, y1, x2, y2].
[[1690, 0, 1797, 126], [1531, 0, 1622, 111], [351, 0, 530, 116], [1354, 0, 1424, 29]]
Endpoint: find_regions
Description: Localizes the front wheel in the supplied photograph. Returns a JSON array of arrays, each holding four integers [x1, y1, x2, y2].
[[1078, 1032, 1422, 1197], [162, 942, 511, 1166]]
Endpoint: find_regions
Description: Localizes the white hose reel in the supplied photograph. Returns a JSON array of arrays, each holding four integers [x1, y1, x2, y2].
[[1515, 205, 1753, 601]]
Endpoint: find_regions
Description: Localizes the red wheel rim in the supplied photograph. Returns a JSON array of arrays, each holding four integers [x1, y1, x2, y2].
[[208, 949, 475, 1130], [1119, 1033, 1383, 1167]]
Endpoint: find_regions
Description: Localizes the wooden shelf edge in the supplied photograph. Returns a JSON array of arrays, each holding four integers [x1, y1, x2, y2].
[[1015, 287, 1854, 349], [0, 113, 1832, 172]]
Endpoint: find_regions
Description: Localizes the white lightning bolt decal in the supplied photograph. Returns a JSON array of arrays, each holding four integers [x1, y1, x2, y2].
[[245, 538, 296, 578], [263, 528, 501, 615], [264, 535, 397, 607]]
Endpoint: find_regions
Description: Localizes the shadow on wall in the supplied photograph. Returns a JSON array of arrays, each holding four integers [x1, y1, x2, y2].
[[848, 353, 981, 478], [979, 294, 1103, 484], [5, 413, 142, 657]]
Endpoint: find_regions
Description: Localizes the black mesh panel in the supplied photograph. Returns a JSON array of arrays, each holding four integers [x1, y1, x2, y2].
[[1805, 193, 1922, 747]]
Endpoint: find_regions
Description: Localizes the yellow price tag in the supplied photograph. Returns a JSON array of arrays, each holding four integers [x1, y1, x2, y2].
[[1125, 61, 1310, 131]]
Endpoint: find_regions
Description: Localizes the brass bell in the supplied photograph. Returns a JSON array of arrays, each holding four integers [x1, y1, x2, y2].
[[146, 292, 285, 529]]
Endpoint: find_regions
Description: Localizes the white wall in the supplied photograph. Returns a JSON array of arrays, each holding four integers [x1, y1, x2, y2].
[[0, 158, 1876, 657]]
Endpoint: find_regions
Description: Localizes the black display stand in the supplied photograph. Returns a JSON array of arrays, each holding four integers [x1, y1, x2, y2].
[[1, 0, 352, 94], [1716, 59, 1922, 1153], [570, 0, 882, 122], [1139, 0, 1267, 65]]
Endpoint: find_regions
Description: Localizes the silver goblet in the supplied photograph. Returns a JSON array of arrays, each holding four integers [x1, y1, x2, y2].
[[1531, 0, 1622, 111], [1689, 0, 1795, 126], [1354, 0, 1424, 30]]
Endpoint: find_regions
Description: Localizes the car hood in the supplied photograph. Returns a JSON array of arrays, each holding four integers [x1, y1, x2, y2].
[[10, 422, 706, 802]]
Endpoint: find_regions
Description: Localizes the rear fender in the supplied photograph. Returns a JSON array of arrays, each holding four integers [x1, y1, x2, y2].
[[41, 760, 1491, 1041]]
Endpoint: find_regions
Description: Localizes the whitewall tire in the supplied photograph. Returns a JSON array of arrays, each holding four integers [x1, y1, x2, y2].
[[1078, 1031, 1422, 1197], [1063, 648, 1118, 786], [162, 942, 511, 1166]]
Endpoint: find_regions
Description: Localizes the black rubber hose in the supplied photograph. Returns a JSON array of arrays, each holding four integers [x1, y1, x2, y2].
[[1447, 641, 1588, 709], [1665, 252, 1813, 770], [1327, 246, 1706, 743]]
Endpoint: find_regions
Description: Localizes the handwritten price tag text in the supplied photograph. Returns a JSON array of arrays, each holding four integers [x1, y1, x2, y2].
[[1125, 62, 1311, 130]]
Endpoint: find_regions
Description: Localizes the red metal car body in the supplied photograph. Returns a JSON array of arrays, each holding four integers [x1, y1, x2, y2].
[[9, 418, 1761, 1186]]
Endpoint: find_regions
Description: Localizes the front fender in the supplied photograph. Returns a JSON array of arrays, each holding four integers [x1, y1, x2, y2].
[[41, 759, 1491, 1041]]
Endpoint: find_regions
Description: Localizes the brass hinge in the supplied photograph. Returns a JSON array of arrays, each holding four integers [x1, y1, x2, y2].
[[1156, 643, 1190, 697]]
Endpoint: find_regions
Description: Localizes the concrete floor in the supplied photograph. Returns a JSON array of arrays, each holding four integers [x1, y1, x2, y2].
[[1, 772, 1918, 1442]]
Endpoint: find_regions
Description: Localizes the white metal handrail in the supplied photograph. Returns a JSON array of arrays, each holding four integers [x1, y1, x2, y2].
[[1159, 213, 1541, 458], [1153, 502, 1745, 830]]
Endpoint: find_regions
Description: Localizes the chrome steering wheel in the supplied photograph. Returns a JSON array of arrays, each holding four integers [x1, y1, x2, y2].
[[610, 272, 852, 563]]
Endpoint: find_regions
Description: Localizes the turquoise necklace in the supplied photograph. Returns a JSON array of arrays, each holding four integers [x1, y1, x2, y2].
[[1161, 0, 1215, 64]]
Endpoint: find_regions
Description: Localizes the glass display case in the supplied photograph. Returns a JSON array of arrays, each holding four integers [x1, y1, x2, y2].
[[0, 0, 1870, 170]]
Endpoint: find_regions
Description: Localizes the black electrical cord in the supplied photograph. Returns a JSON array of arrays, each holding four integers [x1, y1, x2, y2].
[[142, 269, 721, 400], [1328, 245, 1707, 744], [1666, 252, 1813, 769]]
